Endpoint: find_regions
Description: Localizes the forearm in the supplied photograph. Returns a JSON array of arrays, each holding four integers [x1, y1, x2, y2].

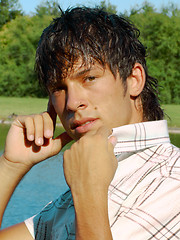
[[0, 155, 29, 227], [72, 189, 113, 240], [63, 129, 117, 239]]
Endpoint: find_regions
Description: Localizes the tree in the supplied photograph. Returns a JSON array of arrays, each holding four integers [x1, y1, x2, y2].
[[35, 0, 60, 17], [99, 0, 117, 14], [161, 2, 180, 17], [129, 2, 180, 103], [0, 15, 53, 97], [0, 0, 22, 28], [0, 1, 179, 103]]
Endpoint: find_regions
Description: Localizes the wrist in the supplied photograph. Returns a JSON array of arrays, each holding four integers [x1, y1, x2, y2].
[[72, 189, 112, 240], [0, 154, 31, 178], [71, 183, 109, 212], [72, 186, 109, 220]]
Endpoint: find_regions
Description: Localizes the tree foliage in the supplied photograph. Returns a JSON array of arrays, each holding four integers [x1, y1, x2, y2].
[[0, 0, 179, 103], [99, 0, 117, 14], [128, 2, 180, 104], [35, 0, 60, 17], [0, 0, 22, 28], [0, 14, 53, 97]]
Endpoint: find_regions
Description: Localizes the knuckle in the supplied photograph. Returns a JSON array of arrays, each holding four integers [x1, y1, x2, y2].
[[13, 116, 20, 124], [63, 149, 69, 159], [78, 136, 89, 146], [24, 116, 34, 125], [42, 111, 49, 118], [42, 112, 53, 123], [78, 137, 84, 144], [64, 148, 70, 155], [70, 142, 76, 151], [34, 114, 42, 121], [12, 116, 24, 127]]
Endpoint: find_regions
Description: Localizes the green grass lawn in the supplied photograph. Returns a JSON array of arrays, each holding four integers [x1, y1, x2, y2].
[[0, 96, 48, 119], [0, 97, 179, 128], [163, 104, 180, 128]]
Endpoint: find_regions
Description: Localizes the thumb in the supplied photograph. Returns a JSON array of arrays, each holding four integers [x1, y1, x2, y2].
[[108, 136, 117, 148], [47, 98, 57, 131], [51, 132, 73, 155], [108, 136, 118, 171]]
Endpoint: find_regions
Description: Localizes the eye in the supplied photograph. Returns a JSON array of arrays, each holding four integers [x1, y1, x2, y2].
[[84, 76, 96, 83]]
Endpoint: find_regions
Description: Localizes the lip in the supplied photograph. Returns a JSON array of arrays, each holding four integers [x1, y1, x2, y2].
[[71, 118, 99, 134]]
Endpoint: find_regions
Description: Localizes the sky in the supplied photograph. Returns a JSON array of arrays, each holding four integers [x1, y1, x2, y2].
[[19, 0, 180, 15]]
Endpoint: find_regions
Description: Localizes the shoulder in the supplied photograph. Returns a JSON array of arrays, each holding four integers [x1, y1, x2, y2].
[[25, 189, 75, 239], [35, 188, 73, 218]]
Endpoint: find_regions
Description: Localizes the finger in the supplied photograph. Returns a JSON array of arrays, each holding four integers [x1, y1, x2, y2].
[[42, 112, 54, 139], [108, 136, 117, 148], [47, 98, 57, 131], [13, 115, 35, 141], [108, 136, 118, 170], [24, 116, 35, 141], [51, 132, 73, 155], [33, 115, 44, 146]]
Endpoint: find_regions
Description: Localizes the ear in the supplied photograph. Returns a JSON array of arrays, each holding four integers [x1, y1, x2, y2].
[[127, 63, 145, 97]]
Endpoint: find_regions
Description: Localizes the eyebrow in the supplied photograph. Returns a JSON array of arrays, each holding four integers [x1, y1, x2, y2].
[[73, 64, 105, 78], [73, 68, 91, 78]]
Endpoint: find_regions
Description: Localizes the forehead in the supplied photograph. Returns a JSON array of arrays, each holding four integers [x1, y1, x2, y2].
[[68, 59, 105, 77]]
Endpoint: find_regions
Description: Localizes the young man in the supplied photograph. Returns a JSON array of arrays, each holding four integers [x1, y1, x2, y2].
[[0, 7, 179, 240]]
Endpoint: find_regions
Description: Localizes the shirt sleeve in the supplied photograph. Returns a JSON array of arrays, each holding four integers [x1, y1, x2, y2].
[[24, 216, 35, 239], [23, 200, 55, 240], [23, 190, 75, 240]]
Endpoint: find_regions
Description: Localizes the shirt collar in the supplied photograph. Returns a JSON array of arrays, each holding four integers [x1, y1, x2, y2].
[[111, 120, 170, 155]]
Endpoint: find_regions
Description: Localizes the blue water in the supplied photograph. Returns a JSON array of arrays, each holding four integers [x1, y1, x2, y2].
[[1, 153, 69, 229], [1, 132, 180, 230]]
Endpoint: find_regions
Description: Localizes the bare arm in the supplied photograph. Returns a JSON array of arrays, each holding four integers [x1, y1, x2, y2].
[[0, 103, 72, 239], [63, 127, 117, 240], [0, 153, 34, 240]]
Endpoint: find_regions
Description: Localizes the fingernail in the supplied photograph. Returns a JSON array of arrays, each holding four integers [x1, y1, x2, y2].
[[29, 135, 34, 141], [45, 130, 53, 138], [37, 137, 43, 145]]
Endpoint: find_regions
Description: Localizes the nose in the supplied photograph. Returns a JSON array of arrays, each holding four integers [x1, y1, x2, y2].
[[66, 84, 87, 111]]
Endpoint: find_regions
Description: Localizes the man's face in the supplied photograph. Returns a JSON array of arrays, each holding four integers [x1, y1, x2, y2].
[[51, 61, 135, 140]]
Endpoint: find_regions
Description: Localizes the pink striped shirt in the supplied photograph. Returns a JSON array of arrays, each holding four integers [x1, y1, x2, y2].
[[25, 120, 180, 239]]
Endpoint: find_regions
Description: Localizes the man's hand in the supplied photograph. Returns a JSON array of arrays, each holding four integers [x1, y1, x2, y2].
[[0, 100, 72, 237], [63, 127, 117, 240], [3, 100, 72, 171], [63, 127, 117, 193]]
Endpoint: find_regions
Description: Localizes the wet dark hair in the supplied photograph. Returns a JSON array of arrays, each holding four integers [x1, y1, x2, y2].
[[36, 6, 164, 121]]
